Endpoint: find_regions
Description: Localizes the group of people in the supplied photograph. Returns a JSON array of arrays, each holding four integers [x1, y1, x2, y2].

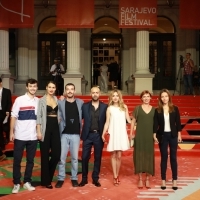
[[93, 60, 120, 92], [1, 78, 182, 193]]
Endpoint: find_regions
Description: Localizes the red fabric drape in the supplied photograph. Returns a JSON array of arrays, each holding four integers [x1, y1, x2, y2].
[[119, 0, 157, 28], [180, 0, 200, 29], [0, 0, 34, 28], [56, 0, 94, 28]]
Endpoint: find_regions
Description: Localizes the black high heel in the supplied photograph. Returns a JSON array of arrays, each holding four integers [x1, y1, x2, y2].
[[161, 180, 166, 190], [172, 180, 178, 190]]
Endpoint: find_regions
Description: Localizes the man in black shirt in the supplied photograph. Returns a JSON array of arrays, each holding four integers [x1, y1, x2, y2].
[[55, 83, 84, 188], [79, 86, 107, 187]]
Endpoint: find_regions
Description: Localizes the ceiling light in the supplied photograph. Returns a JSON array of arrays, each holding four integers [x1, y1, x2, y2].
[[103, 38, 106, 41], [104, 24, 108, 26]]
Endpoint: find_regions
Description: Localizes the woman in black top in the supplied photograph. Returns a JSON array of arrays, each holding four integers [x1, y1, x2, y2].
[[37, 81, 61, 189], [153, 89, 182, 190]]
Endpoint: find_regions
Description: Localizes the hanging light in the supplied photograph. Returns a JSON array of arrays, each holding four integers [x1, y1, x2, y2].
[[167, 0, 174, 7]]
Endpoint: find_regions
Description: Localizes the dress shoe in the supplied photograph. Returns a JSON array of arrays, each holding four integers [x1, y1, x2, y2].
[[55, 181, 64, 188], [71, 180, 79, 187], [172, 180, 178, 190], [92, 181, 101, 187], [78, 180, 88, 187], [46, 185, 53, 189]]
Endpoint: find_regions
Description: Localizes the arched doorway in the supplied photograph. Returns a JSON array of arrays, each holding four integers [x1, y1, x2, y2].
[[37, 17, 67, 89], [149, 16, 176, 90], [91, 17, 122, 89]]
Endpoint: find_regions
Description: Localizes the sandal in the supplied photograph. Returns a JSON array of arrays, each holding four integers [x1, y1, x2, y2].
[[138, 178, 143, 189], [113, 177, 119, 186], [145, 176, 151, 189]]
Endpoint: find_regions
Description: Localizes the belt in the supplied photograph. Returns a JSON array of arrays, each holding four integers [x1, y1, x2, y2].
[[90, 130, 99, 133]]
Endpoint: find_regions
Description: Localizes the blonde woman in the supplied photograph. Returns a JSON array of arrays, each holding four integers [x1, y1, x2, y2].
[[102, 89, 131, 186]]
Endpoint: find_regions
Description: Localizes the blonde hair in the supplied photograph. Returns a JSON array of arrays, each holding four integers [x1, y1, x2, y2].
[[108, 89, 126, 111], [157, 89, 174, 113]]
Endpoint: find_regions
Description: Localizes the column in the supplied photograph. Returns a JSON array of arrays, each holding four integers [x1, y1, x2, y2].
[[0, 30, 10, 75], [62, 30, 82, 94], [0, 30, 14, 92], [17, 29, 29, 81], [134, 29, 154, 94], [14, 29, 29, 94]]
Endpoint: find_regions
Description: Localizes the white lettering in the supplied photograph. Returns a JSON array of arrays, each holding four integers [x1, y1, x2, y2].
[[0, 0, 30, 22]]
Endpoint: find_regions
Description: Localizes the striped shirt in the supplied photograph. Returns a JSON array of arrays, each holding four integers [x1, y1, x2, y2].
[[11, 93, 39, 141]]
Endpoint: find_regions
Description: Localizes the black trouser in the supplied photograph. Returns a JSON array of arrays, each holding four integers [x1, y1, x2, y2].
[[13, 139, 38, 184], [159, 132, 178, 180], [81, 132, 104, 182], [0, 111, 5, 149], [40, 117, 61, 186]]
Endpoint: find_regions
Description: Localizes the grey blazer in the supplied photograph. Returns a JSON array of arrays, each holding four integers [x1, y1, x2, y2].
[[58, 98, 84, 135], [36, 94, 59, 142]]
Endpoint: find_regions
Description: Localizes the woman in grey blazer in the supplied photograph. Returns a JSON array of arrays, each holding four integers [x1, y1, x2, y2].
[[37, 81, 61, 189]]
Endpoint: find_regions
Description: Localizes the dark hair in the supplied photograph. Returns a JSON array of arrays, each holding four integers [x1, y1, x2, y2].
[[186, 53, 191, 56], [140, 90, 152, 99], [65, 83, 75, 90], [0, 78, 2, 83], [46, 81, 56, 87], [26, 79, 38, 87]]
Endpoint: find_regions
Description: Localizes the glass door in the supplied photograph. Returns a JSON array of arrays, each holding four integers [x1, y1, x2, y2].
[[38, 34, 67, 89]]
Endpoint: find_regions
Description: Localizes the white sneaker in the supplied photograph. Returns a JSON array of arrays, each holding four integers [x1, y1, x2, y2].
[[23, 182, 35, 191], [12, 184, 20, 194]]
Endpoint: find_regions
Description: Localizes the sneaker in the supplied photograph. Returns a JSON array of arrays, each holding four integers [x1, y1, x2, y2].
[[0, 154, 6, 162], [23, 182, 35, 191], [12, 184, 20, 194]]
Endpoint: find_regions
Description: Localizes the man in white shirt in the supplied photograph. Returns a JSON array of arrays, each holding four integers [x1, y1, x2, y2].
[[50, 58, 65, 95], [10, 79, 39, 194]]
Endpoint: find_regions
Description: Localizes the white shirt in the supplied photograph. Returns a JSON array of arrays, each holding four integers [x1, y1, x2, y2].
[[164, 113, 171, 132], [50, 64, 64, 76], [11, 93, 39, 141]]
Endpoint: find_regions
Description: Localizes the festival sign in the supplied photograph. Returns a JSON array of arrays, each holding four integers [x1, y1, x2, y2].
[[119, 0, 157, 28], [56, 0, 94, 28], [180, 0, 200, 29], [0, 0, 34, 28]]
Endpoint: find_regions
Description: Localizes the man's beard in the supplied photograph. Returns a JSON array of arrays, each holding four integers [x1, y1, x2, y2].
[[66, 93, 74, 98], [92, 96, 99, 102]]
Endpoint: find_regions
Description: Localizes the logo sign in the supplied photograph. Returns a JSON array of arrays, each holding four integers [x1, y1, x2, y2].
[[119, 0, 157, 28]]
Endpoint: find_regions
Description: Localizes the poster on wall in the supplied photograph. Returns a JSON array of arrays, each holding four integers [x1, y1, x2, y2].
[[180, 0, 200, 29], [119, 0, 157, 28], [56, 0, 94, 28], [0, 0, 34, 28]]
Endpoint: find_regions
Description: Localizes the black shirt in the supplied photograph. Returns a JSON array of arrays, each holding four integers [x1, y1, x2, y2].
[[62, 101, 80, 134], [90, 105, 99, 131]]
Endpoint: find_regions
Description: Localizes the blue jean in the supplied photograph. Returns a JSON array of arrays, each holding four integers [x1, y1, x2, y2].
[[183, 74, 193, 95], [57, 134, 80, 181], [158, 132, 178, 180]]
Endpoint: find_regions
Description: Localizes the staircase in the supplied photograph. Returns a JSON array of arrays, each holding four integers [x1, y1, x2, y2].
[[5, 95, 200, 157]]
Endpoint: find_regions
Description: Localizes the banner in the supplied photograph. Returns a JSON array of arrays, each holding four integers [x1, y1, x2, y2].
[[180, 0, 200, 29], [56, 0, 94, 28], [119, 0, 157, 28], [0, 0, 34, 28]]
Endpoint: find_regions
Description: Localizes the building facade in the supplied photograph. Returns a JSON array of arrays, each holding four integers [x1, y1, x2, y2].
[[0, 0, 199, 95]]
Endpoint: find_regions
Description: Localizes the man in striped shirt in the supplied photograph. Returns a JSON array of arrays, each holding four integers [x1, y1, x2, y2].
[[183, 53, 194, 95], [10, 79, 39, 194]]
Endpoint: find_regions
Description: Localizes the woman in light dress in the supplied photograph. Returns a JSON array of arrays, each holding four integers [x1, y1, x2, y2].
[[102, 89, 131, 186], [100, 62, 108, 93]]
